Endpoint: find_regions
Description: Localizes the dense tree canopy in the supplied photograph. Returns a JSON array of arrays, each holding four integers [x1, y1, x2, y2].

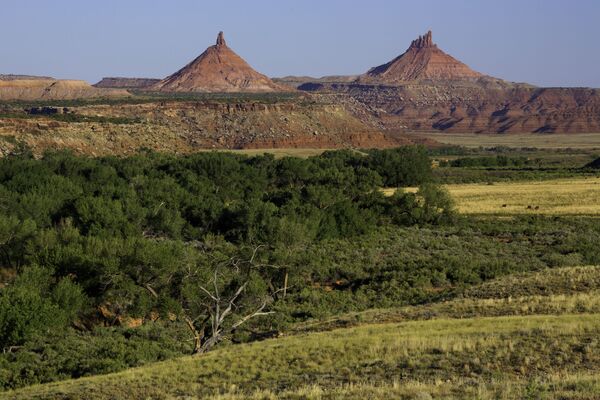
[[0, 147, 449, 354]]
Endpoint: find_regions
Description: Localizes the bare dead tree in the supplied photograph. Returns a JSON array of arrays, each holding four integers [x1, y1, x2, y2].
[[181, 246, 276, 354]]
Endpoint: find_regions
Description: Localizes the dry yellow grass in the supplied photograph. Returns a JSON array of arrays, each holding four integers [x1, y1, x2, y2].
[[386, 177, 600, 215], [446, 177, 600, 215], [419, 132, 600, 149], [8, 314, 600, 399], [8, 265, 600, 399]]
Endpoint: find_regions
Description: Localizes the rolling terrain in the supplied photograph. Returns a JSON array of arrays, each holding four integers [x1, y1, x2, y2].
[[0, 94, 403, 155], [93, 77, 161, 89], [0, 78, 127, 101], [384, 177, 600, 215], [0, 146, 599, 398], [1, 17, 600, 400], [416, 132, 600, 149], [1, 30, 600, 153], [7, 266, 600, 400]]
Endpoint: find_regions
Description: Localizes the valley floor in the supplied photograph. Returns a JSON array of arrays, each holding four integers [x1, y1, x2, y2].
[[446, 177, 600, 215], [418, 133, 600, 150], [383, 176, 600, 215]]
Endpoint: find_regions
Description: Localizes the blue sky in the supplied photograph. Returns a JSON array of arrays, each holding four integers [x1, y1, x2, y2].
[[1, 0, 599, 87]]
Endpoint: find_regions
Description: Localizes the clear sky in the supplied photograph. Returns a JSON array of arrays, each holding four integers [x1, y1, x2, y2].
[[1, 0, 599, 87]]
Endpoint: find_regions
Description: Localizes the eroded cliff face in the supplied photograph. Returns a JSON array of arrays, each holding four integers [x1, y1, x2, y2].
[[303, 81, 600, 134], [295, 31, 600, 134], [0, 99, 401, 156]]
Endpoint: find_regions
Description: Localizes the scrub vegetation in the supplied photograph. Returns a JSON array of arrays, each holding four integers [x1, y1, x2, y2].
[[1, 144, 599, 399]]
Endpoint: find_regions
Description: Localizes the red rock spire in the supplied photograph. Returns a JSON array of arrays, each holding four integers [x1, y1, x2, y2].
[[216, 31, 226, 47], [409, 30, 434, 49], [361, 29, 482, 82], [151, 31, 286, 92]]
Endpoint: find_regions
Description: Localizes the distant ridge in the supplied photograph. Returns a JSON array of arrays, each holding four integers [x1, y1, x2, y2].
[[0, 74, 54, 81], [295, 30, 600, 134], [94, 77, 160, 89], [0, 79, 127, 100], [152, 32, 288, 93]]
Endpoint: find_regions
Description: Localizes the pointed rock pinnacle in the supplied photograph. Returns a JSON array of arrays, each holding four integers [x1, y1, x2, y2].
[[216, 31, 226, 47], [409, 30, 434, 49]]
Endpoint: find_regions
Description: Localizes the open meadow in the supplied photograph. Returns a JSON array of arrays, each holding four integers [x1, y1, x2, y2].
[[446, 177, 600, 215], [384, 177, 600, 215], [419, 133, 600, 150]]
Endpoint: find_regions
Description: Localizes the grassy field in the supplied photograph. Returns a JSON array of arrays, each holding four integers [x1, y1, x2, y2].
[[385, 177, 600, 215], [7, 266, 600, 400], [419, 133, 600, 149], [446, 177, 600, 215]]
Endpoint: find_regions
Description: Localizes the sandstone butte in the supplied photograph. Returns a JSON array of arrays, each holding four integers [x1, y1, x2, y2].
[[360, 30, 483, 82], [295, 31, 600, 134], [152, 32, 289, 93]]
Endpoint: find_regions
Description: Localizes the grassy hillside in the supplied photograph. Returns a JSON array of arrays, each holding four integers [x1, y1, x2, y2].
[[7, 266, 600, 400]]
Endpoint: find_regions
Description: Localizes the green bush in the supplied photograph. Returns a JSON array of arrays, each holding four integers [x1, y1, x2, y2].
[[0, 266, 86, 348]]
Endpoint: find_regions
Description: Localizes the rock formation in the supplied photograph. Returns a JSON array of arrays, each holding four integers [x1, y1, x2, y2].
[[359, 30, 483, 82], [307, 81, 600, 134], [94, 77, 161, 89], [0, 79, 127, 100], [296, 31, 600, 134], [152, 32, 288, 93], [0, 96, 403, 156], [0, 74, 55, 81]]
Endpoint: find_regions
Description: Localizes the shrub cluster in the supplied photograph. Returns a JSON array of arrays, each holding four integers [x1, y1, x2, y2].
[[2, 148, 597, 390], [0, 147, 454, 388]]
